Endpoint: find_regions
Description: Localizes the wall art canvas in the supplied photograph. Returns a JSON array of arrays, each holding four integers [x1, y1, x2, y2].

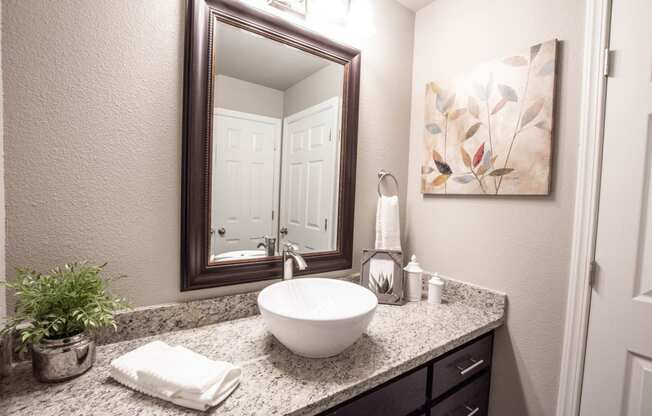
[[421, 39, 558, 195]]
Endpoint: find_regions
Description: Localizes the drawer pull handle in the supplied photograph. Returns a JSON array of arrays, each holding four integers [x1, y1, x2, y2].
[[457, 358, 484, 375], [465, 405, 480, 416]]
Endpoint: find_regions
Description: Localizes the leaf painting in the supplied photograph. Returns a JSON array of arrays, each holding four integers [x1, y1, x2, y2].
[[465, 122, 482, 140], [426, 123, 442, 135], [473, 143, 485, 168], [488, 168, 515, 177], [491, 98, 508, 115], [432, 174, 450, 187], [421, 39, 556, 195], [436, 94, 447, 113], [434, 160, 453, 175], [503, 56, 528, 66], [534, 120, 551, 132], [480, 149, 493, 169], [443, 94, 456, 113], [453, 174, 475, 184], [472, 82, 488, 101], [498, 84, 518, 102], [537, 60, 555, 77], [432, 149, 444, 163], [449, 108, 467, 120], [530, 43, 542, 61], [460, 146, 472, 168], [468, 96, 480, 119], [521, 98, 545, 128]]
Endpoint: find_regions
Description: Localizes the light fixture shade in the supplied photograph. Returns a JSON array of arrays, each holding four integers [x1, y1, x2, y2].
[[309, 0, 351, 24], [267, 0, 307, 17], [267, 0, 351, 24]]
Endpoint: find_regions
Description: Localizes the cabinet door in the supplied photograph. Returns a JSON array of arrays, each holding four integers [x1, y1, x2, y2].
[[326, 366, 428, 416], [431, 371, 490, 416], [431, 333, 493, 399]]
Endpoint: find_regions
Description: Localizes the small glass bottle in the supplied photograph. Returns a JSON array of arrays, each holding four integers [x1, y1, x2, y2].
[[403, 255, 424, 302]]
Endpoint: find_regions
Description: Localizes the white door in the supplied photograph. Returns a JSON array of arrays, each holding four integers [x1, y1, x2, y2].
[[580, 1, 652, 414], [280, 97, 340, 253], [212, 109, 281, 257]]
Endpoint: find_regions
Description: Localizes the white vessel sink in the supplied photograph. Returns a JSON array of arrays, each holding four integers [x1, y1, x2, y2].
[[211, 250, 266, 262], [257, 278, 378, 358]]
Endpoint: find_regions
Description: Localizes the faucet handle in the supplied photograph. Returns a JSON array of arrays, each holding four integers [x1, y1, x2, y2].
[[283, 242, 299, 253], [256, 235, 276, 243]]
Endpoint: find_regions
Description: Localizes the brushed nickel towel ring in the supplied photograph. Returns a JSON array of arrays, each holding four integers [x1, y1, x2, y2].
[[377, 170, 399, 197]]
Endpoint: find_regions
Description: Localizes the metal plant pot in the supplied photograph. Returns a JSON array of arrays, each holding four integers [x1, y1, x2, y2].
[[31, 333, 96, 383]]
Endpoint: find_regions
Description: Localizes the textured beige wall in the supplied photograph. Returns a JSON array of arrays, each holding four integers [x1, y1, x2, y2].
[[283, 63, 343, 117], [214, 75, 285, 118], [406, 0, 584, 415], [3, 0, 414, 307]]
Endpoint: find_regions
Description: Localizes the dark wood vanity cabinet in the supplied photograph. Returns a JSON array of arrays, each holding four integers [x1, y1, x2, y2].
[[320, 331, 494, 416]]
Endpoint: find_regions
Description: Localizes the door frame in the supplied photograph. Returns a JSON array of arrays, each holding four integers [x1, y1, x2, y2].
[[555, 0, 612, 414], [211, 108, 282, 257], [280, 96, 341, 250]]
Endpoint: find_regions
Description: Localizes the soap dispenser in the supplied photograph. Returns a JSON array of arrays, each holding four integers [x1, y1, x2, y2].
[[428, 272, 444, 304], [403, 255, 424, 302]]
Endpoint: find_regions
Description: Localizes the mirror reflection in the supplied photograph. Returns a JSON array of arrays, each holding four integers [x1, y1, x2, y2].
[[210, 19, 344, 263]]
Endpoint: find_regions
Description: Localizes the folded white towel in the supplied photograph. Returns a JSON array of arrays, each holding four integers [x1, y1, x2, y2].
[[110, 341, 241, 411], [137, 344, 237, 394], [375, 195, 401, 251]]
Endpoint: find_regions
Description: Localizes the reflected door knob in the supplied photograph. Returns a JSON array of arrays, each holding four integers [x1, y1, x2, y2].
[[280, 227, 288, 236], [217, 227, 226, 236]]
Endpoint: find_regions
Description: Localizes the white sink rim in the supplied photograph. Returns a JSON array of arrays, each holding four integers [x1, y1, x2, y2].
[[257, 278, 378, 323], [212, 249, 266, 261]]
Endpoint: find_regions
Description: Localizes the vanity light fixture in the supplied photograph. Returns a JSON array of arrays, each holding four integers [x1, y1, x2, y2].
[[267, 0, 308, 17], [310, 0, 351, 24], [267, 0, 351, 24]]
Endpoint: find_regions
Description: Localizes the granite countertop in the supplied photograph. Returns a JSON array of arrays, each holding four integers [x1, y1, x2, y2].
[[0, 280, 505, 416]]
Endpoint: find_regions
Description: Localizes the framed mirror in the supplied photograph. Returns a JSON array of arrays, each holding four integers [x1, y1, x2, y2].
[[182, 0, 361, 290]]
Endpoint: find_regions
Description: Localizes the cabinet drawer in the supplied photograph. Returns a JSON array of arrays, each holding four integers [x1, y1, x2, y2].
[[431, 333, 493, 399], [431, 371, 490, 416], [326, 366, 428, 416]]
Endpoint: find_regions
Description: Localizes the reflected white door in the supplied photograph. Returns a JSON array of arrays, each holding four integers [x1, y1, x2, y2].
[[212, 109, 281, 256], [580, 1, 652, 414], [280, 97, 340, 252]]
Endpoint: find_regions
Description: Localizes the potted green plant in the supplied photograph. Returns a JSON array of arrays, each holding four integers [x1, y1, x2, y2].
[[1, 262, 128, 382]]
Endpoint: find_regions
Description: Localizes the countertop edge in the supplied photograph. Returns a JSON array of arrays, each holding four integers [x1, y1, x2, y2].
[[1, 280, 507, 416], [295, 314, 505, 416]]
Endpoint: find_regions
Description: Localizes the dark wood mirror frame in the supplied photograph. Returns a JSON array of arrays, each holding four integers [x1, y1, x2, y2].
[[181, 0, 361, 291]]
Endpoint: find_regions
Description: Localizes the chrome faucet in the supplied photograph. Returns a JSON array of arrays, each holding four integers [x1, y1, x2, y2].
[[282, 243, 307, 280], [256, 236, 277, 257]]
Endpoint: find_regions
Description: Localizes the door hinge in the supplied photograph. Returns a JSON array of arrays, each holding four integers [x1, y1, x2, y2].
[[603, 48, 612, 77], [324, 218, 328, 231], [272, 210, 275, 221], [329, 129, 333, 142], [588, 260, 597, 287]]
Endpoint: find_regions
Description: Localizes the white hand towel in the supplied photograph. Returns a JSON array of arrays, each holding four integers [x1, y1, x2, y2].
[[137, 344, 238, 394], [110, 341, 241, 411], [375, 195, 401, 251]]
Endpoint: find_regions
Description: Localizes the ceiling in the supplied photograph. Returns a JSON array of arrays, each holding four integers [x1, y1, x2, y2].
[[395, 0, 435, 12], [215, 21, 334, 91]]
